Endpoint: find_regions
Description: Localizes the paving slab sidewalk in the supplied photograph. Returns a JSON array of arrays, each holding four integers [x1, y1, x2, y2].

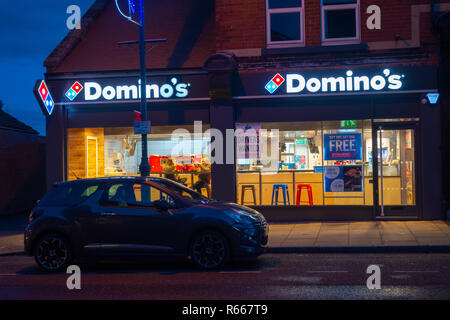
[[268, 221, 450, 253], [1, 216, 450, 256]]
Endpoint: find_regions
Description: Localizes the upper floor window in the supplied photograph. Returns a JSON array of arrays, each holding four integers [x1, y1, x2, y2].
[[321, 0, 360, 45], [266, 0, 304, 47]]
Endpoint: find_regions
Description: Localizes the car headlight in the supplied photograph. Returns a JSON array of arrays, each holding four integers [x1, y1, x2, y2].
[[226, 209, 259, 226]]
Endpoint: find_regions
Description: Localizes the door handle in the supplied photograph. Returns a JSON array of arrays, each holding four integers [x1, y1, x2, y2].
[[100, 211, 116, 216]]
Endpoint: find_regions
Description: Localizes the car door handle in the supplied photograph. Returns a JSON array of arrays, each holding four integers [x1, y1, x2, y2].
[[100, 211, 116, 216]]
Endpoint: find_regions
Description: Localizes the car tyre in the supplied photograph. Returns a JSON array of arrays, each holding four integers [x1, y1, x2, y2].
[[189, 230, 230, 269], [34, 233, 73, 272]]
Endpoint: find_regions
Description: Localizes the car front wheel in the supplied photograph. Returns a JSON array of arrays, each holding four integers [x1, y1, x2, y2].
[[34, 233, 73, 272], [190, 230, 230, 269]]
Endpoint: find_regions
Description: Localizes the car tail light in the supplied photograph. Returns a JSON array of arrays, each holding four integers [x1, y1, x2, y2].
[[28, 209, 44, 224]]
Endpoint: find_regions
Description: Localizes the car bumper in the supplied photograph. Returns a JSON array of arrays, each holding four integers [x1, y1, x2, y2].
[[232, 223, 268, 258]]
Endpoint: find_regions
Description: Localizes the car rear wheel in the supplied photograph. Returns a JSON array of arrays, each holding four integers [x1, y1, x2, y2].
[[190, 230, 229, 269], [34, 234, 73, 272]]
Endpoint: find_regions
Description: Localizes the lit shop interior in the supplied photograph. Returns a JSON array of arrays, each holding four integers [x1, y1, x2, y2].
[[67, 125, 212, 197], [67, 119, 416, 207], [236, 120, 416, 207]]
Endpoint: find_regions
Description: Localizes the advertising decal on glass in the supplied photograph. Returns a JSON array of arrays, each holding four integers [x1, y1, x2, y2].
[[324, 165, 363, 192], [323, 133, 362, 160], [236, 124, 261, 159]]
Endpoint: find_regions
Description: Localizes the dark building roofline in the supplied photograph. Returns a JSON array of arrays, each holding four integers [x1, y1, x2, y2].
[[44, 0, 110, 72], [0, 102, 39, 135]]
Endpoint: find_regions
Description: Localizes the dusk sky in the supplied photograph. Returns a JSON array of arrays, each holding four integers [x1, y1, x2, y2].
[[0, 0, 96, 135]]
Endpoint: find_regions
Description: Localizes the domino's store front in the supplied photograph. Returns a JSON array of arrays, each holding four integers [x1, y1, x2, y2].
[[36, 62, 443, 221], [38, 70, 215, 199], [231, 65, 442, 221]]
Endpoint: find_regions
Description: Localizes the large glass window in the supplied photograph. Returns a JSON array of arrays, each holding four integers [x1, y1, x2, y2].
[[236, 119, 417, 207], [321, 0, 360, 45], [266, 0, 304, 47], [67, 125, 212, 198]]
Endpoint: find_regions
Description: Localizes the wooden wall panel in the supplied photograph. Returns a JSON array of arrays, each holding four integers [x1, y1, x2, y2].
[[68, 128, 104, 180]]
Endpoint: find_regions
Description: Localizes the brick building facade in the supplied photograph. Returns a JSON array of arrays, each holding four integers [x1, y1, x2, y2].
[[37, 0, 450, 221]]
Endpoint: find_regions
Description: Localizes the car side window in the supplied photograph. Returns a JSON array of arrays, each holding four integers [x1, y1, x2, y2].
[[40, 183, 100, 206], [106, 183, 131, 207], [132, 183, 175, 207]]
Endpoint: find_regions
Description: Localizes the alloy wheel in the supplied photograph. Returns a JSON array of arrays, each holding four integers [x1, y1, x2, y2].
[[35, 235, 71, 272], [191, 231, 229, 269]]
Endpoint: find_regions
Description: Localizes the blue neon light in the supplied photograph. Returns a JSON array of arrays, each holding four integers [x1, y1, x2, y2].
[[427, 93, 439, 104]]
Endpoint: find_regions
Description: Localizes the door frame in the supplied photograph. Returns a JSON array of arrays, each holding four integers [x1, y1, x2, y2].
[[371, 121, 422, 218], [86, 136, 98, 178]]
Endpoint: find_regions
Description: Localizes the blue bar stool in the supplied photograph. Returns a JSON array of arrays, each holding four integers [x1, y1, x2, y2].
[[271, 184, 290, 205]]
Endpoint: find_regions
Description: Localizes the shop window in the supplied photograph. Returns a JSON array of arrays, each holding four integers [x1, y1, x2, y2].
[[236, 121, 375, 207], [321, 0, 360, 45], [322, 120, 368, 205], [266, 0, 304, 47], [236, 119, 417, 208], [236, 122, 324, 206], [67, 126, 212, 198]]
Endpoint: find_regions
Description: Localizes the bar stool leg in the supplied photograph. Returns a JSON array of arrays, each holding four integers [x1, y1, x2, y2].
[[286, 186, 290, 205], [308, 186, 313, 205]]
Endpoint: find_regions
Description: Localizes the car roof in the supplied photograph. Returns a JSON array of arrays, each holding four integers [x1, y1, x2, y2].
[[53, 176, 171, 186]]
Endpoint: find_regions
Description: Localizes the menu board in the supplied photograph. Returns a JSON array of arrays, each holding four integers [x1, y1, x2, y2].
[[324, 165, 363, 192]]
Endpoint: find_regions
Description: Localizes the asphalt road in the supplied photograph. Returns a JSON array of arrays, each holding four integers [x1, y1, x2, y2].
[[0, 253, 449, 300]]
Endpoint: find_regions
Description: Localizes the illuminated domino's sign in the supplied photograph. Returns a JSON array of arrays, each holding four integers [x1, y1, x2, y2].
[[65, 81, 84, 101], [70, 78, 190, 102], [265, 69, 404, 95], [34, 80, 55, 115]]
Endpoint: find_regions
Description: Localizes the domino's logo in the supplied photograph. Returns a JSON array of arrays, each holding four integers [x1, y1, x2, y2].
[[65, 81, 84, 101], [37, 80, 55, 115], [265, 73, 285, 94]]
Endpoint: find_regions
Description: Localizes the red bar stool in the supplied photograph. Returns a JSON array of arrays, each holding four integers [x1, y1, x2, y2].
[[296, 184, 313, 206]]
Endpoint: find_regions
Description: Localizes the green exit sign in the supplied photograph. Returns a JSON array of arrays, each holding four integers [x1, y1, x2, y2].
[[296, 139, 307, 145], [340, 120, 357, 128]]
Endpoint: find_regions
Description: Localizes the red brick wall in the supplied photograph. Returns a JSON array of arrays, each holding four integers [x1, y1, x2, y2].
[[304, 0, 321, 46], [215, 0, 266, 51], [360, 0, 412, 43], [215, 0, 446, 50]]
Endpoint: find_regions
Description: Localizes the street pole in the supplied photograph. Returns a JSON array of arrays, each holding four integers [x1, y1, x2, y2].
[[138, 0, 150, 177]]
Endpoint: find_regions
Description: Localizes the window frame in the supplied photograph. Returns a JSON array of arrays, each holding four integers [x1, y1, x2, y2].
[[321, 0, 360, 46], [266, 0, 305, 48], [131, 183, 176, 208]]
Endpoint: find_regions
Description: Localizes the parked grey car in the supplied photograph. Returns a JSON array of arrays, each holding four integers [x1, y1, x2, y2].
[[25, 177, 268, 272]]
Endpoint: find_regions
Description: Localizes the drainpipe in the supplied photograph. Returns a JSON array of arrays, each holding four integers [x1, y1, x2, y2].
[[431, 0, 440, 34]]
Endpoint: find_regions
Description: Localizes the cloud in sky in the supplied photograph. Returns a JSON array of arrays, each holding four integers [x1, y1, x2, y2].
[[0, 0, 96, 135]]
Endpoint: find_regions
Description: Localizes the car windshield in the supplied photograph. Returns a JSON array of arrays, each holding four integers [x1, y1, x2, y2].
[[151, 179, 209, 203]]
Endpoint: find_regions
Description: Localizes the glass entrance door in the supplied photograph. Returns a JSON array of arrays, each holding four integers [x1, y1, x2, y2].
[[373, 122, 419, 217]]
